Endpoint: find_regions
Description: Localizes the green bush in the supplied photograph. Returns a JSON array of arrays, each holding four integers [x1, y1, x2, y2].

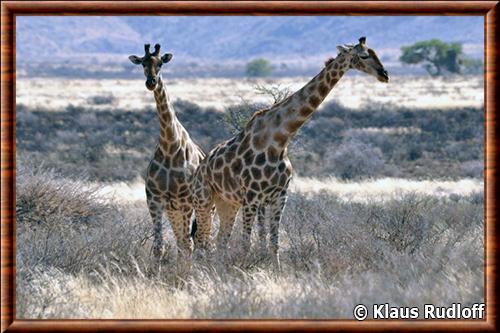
[[245, 58, 272, 77]]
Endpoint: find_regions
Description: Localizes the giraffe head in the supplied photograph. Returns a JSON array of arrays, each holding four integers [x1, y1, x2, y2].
[[337, 37, 389, 83], [129, 44, 173, 91]]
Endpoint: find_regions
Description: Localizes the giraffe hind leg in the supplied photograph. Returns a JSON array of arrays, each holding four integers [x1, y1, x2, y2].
[[192, 206, 214, 253], [192, 173, 215, 253], [215, 199, 240, 255]]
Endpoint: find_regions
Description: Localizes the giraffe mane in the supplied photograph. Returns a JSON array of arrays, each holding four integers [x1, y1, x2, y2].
[[324, 57, 335, 66], [245, 107, 270, 130], [245, 54, 339, 130]]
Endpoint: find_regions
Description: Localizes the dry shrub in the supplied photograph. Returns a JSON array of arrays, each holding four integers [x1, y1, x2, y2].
[[16, 164, 484, 319]]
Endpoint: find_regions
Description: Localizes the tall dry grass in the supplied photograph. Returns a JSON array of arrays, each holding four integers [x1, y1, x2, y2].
[[16, 164, 483, 319]]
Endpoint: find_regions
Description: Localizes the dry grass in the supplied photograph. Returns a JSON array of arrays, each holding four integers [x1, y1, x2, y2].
[[15, 73, 484, 319], [95, 177, 483, 205], [16, 75, 483, 112], [16, 165, 483, 319]]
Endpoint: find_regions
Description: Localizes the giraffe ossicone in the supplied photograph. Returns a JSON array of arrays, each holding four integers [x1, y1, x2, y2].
[[191, 37, 389, 268]]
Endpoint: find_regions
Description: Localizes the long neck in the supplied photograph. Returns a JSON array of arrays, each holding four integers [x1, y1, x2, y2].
[[260, 53, 351, 149], [153, 76, 182, 154]]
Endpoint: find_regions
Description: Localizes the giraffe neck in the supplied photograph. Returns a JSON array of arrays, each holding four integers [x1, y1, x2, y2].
[[262, 53, 352, 149], [153, 76, 182, 154]]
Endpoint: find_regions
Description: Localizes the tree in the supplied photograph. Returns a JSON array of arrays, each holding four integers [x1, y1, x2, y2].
[[400, 39, 464, 76], [245, 58, 272, 77]]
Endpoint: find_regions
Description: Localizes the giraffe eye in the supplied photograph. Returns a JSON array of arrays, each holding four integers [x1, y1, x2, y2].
[[359, 54, 370, 60]]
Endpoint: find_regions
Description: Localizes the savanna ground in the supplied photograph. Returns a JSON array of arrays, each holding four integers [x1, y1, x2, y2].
[[16, 75, 484, 319]]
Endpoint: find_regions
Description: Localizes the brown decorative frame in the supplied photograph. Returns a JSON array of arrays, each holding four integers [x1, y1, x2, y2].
[[1, 1, 498, 332]]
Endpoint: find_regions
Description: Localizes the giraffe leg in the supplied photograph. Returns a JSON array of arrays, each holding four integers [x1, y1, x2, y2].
[[215, 199, 240, 253], [256, 206, 267, 254], [166, 209, 194, 260], [146, 193, 164, 271], [268, 191, 288, 270], [240, 200, 259, 255], [166, 208, 194, 275], [192, 172, 214, 253], [193, 208, 213, 254]]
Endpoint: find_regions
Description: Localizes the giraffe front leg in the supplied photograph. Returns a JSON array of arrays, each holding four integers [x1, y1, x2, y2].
[[146, 194, 165, 272], [256, 206, 267, 255], [240, 199, 259, 255], [268, 191, 288, 270]]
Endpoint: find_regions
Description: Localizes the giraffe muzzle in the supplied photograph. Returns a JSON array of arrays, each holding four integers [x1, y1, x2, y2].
[[377, 69, 389, 83], [146, 78, 157, 90]]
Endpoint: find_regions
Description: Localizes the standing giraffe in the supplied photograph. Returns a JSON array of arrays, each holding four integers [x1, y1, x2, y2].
[[192, 37, 389, 267], [129, 44, 205, 269]]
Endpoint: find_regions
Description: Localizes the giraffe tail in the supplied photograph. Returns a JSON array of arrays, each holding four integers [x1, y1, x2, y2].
[[190, 216, 197, 239]]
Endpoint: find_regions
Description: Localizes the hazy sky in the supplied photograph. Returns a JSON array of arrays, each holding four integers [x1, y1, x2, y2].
[[17, 16, 484, 62]]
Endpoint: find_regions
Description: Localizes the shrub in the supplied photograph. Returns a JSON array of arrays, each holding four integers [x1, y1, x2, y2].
[[460, 160, 484, 178], [16, 101, 484, 181], [16, 163, 151, 275], [223, 103, 260, 134], [88, 94, 117, 106], [326, 140, 385, 180], [16, 164, 107, 228], [245, 58, 272, 77], [16, 165, 484, 318]]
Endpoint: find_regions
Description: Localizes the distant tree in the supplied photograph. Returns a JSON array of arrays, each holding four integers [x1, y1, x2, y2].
[[245, 58, 272, 77], [400, 39, 465, 76]]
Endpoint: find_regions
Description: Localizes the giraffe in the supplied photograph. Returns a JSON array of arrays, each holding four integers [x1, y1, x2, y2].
[[129, 44, 205, 269], [191, 37, 389, 267]]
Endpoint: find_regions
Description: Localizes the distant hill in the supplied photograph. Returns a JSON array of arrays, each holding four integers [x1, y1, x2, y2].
[[16, 16, 484, 77]]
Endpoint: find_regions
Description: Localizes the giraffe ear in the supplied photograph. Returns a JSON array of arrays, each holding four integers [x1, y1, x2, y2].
[[161, 53, 173, 64], [336, 45, 349, 54], [128, 55, 142, 65]]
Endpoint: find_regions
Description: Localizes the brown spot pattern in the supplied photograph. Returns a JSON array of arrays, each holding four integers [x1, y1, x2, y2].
[[253, 132, 269, 150], [299, 106, 314, 117], [309, 95, 321, 108], [231, 158, 243, 174], [264, 165, 275, 178], [267, 146, 279, 163], [318, 82, 329, 96], [273, 132, 288, 147], [237, 135, 251, 155], [285, 120, 303, 134]]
